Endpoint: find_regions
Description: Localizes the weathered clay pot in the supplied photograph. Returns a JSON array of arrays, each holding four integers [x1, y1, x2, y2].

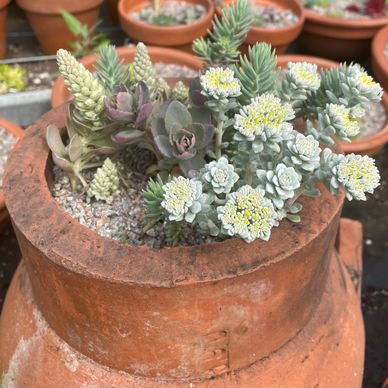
[[372, 24, 388, 92], [0, 0, 10, 59], [0, 118, 24, 233], [0, 105, 364, 386], [299, 10, 388, 61], [118, 0, 214, 52], [15, 0, 103, 54], [51, 45, 203, 108], [217, 0, 305, 54], [277, 54, 388, 156]]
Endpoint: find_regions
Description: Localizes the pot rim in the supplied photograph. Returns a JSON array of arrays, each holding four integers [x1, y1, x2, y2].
[[15, 0, 103, 15], [3, 106, 344, 287], [51, 45, 204, 108], [372, 24, 388, 79], [217, 0, 306, 35], [118, 0, 215, 33], [304, 8, 388, 29]]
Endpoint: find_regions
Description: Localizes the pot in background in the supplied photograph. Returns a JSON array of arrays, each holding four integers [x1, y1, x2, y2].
[[51, 45, 203, 108], [299, 10, 388, 62], [0, 0, 10, 59], [372, 24, 388, 92], [217, 0, 305, 54], [15, 0, 103, 54], [0, 105, 364, 387], [0, 118, 24, 232], [118, 0, 214, 52]]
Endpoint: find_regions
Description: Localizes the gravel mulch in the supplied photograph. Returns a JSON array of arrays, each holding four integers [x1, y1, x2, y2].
[[252, 4, 299, 28], [153, 62, 198, 79], [0, 128, 17, 186], [131, 1, 207, 26], [359, 101, 387, 139]]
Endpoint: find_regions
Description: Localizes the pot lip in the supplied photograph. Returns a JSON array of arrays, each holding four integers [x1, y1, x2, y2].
[[3, 105, 344, 287], [304, 8, 388, 29], [0, 0, 10, 10], [276, 53, 338, 69], [118, 0, 215, 33], [217, 0, 306, 35], [341, 92, 388, 153], [15, 0, 103, 15], [51, 45, 204, 108], [372, 24, 388, 76]]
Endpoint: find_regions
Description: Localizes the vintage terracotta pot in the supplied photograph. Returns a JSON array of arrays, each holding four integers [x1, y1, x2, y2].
[[118, 0, 214, 52], [277, 54, 388, 155], [0, 0, 10, 59], [0, 118, 24, 233], [0, 105, 364, 386], [15, 0, 103, 54], [51, 45, 203, 108], [299, 10, 388, 61], [372, 25, 388, 92], [217, 0, 305, 54]]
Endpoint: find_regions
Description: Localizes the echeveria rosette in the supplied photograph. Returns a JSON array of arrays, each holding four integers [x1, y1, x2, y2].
[[217, 185, 278, 243], [150, 100, 215, 175], [200, 156, 239, 195], [330, 153, 380, 201], [285, 132, 321, 174], [161, 176, 212, 223], [234, 94, 295, 153], [256, 164, 301, 210], [109, 82, 153, 145]]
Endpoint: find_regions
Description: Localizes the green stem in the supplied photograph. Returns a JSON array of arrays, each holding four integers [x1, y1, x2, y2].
[[215, 110, 225, 160]]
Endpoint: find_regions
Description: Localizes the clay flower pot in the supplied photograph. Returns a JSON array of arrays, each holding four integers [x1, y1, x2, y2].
[[15, 0, 103, 55], [0, 118, 24, 232], [217, 0, 305, 54], [0, 0, 10, 59], [277, 54, 388, 156], [372, 24, 388, 92], [51, 45, 203, 108], [299, 10, 388, 61], [118, 0, 215, 51], [0, 105, 365, 386]]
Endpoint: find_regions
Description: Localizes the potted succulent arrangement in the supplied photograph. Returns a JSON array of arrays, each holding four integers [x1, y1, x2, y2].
[[299, 0, 388, 61], [216, 0, 305, 53], [0, 119, 24, 232], [0, 1, 382, 385], [0, 0, 10, 59], [372, 24, 388, 91], [277, 54, 388, 155], [118, 0, 215, 51], [51, 45, 203, 108], [15, 0, 103, 54]]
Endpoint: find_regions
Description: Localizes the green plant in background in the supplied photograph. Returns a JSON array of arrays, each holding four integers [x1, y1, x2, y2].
[[60, 10, 111, 57], [50, 0, 382, 245], [0, 64, 27, 94]]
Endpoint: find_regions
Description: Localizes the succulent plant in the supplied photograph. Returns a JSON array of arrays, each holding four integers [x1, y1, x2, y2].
[[0, 64, 26, 94], [87, 158, 120, 201], [171, 81, 189, 104], [132, 42, 156, 93], [150, 100, 215, 174]]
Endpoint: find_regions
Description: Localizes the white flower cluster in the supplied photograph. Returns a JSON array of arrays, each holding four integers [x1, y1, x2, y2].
[[325, 103, 360, 140], [286, 62, 321, 91], [200, 67, 241, 100], [234, 94, 295, 141], [347, 64, 383, 101]]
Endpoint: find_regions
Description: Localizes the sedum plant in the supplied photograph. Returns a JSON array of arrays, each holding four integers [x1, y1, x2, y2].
[[49, 0, 382, 245]]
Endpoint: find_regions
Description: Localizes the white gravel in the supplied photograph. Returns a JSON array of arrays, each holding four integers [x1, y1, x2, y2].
[[153, 62, 198, 79], [252, 4, 299, 28], [359, 101, 387, 139], [0, 128, 17, 187]]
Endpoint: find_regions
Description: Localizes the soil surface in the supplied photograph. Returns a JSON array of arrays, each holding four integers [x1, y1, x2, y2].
[[359, 101, 387, 139], [131, 1, 207, 26], [251, 4, 299, 28]]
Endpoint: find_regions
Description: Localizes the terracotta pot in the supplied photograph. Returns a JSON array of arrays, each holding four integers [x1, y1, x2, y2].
[[0, 118, 24, 233], [118, 0, 214, 51], [15, 0, 103, 55], [372, 24, 388, 92], [51, 45, 203, 108], [299, 10, 388, 61], [0, 105, 364, 386], [0, 0, 10, 59], [277, 54, 388, 156], [217, 0, 305, 54], [107, 0, 119, 23]]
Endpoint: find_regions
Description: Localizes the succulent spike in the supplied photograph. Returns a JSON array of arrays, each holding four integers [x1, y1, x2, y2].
[[133, 43, 156, 92], [171, 81, 189, 103], [57, 49, 105, 127]]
